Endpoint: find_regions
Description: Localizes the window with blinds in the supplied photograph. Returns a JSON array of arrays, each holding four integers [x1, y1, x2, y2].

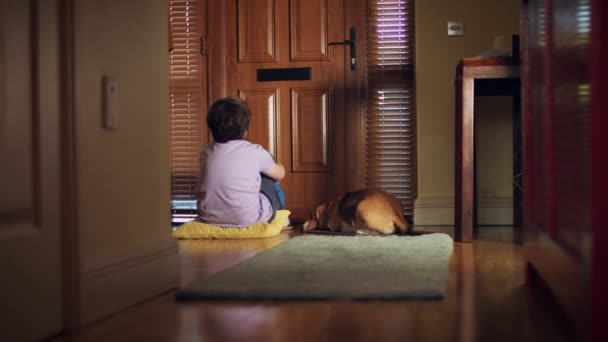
[[168, 0, 204, 222], [366, 0, 416, 216]]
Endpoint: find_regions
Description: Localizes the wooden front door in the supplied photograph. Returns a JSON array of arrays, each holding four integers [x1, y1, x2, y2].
[[0, 0, 64, 340], [210, 0, 347, 221]]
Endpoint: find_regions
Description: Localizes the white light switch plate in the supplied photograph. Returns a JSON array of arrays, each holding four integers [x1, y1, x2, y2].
[[102, 76, 119, 129], [448, 21, 464, 36]]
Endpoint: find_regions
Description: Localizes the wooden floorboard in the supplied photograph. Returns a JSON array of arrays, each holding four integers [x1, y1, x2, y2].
[[51, 226, 574, 342]]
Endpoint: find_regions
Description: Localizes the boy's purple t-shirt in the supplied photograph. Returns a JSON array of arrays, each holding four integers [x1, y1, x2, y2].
[[197, 140, 276, 227]]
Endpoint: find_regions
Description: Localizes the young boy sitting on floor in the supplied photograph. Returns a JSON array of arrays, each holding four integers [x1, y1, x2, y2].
[[196, 96, 286, 227]]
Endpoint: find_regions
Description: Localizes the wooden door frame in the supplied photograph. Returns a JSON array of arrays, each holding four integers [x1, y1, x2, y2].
[[206, 0, 367, 190], [591, 0, 608, 340], [207, 0, 226, 103], [58, 0, 81, 333], [523, 0, 606, 340], [344, 0, 367, 191]]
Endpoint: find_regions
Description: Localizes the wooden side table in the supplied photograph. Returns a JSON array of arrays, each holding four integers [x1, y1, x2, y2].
[[454, 57, 521, 242]]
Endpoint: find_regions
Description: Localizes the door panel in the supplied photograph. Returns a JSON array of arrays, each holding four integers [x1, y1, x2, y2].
[[0, 0, 63, 340], [238, 88, 279, 158], [291, 87, 332, 172], [290, 0, 330, 61], [217, 0, 346, 220], [237, 0, 278, 62], [0, 1, 34, 216]]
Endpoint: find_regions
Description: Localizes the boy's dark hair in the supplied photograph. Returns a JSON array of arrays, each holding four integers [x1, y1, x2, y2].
[[207, 96, 251, 143]]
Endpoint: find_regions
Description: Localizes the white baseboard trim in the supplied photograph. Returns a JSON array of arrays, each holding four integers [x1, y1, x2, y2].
[[414, 197, 455, 226], [477, 197, 514, 226], [81, 238, 179, 326], [414, 197, 513, 226]]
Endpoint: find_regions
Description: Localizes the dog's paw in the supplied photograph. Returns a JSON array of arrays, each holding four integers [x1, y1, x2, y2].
[[302, 219, 318, 231], [356, 229, 382, 236]]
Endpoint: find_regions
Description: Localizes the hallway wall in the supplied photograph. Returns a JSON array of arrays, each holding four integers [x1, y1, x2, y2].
[[415, 0, 520, 224], [74, 0, 178, 324]]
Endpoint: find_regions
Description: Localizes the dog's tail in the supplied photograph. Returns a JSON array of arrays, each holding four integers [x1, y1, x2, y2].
[[393, 216, 409, 235]]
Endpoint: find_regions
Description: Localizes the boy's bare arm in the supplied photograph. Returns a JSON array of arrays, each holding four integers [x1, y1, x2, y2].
[[263, 163, 285, 181]]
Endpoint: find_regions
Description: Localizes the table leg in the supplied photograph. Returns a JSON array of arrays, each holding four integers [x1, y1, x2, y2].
[[455, 77, 475, 242]]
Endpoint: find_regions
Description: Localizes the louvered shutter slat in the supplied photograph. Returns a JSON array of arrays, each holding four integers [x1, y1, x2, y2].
[[366, 0, 416, 216], [169, 0, 203, 206]]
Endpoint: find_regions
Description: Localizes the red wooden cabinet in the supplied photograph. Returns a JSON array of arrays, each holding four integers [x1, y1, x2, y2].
[[522, 0, 607, 340]]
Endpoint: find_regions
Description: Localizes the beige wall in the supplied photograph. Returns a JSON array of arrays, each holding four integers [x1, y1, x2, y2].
[[75, 0, 177, 323], [415, 0, 520, 224]]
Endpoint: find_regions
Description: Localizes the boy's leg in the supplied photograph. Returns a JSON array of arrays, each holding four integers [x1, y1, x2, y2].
[[273, 181, 286, 209], [260, 174, 282, 222], [273, 181, 289, 227]]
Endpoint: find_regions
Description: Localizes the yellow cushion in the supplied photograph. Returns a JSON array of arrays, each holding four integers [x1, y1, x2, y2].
[[173, 210, 291, 239], [178, 236, 287, 254]]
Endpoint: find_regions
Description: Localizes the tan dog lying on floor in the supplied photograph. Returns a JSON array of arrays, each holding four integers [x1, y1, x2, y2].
[[302, 188, 409, 235]]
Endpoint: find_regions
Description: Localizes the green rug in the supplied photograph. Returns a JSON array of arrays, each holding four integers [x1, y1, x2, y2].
[[176, 233, 453, 300]]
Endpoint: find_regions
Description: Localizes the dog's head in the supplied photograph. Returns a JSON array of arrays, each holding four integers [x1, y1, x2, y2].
[[302, 198, 342, 231]]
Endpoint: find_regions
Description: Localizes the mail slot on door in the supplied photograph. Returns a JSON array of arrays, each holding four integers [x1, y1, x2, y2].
[[257, 67, 312, 82]]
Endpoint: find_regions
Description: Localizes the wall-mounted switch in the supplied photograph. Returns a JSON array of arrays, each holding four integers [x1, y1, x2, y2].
[[448, 21, 464, 36], [102, 76, 119, 129]]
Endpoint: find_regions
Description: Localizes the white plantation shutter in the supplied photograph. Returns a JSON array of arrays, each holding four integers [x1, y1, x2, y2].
[[366, 0, 416, 216], [168, 0, 204, 216]]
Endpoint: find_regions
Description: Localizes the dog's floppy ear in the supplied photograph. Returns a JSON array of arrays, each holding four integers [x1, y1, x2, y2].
[[325, 200, 342, 231], [315, 203, 328, 220], [313, 203, 328, 226]]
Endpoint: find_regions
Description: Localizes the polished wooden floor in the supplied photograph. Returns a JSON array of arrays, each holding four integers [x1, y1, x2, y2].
[[53, 226, 575, 342]]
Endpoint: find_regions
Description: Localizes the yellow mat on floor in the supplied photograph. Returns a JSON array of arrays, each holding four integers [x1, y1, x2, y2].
[[173, 210, 291, 239]]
